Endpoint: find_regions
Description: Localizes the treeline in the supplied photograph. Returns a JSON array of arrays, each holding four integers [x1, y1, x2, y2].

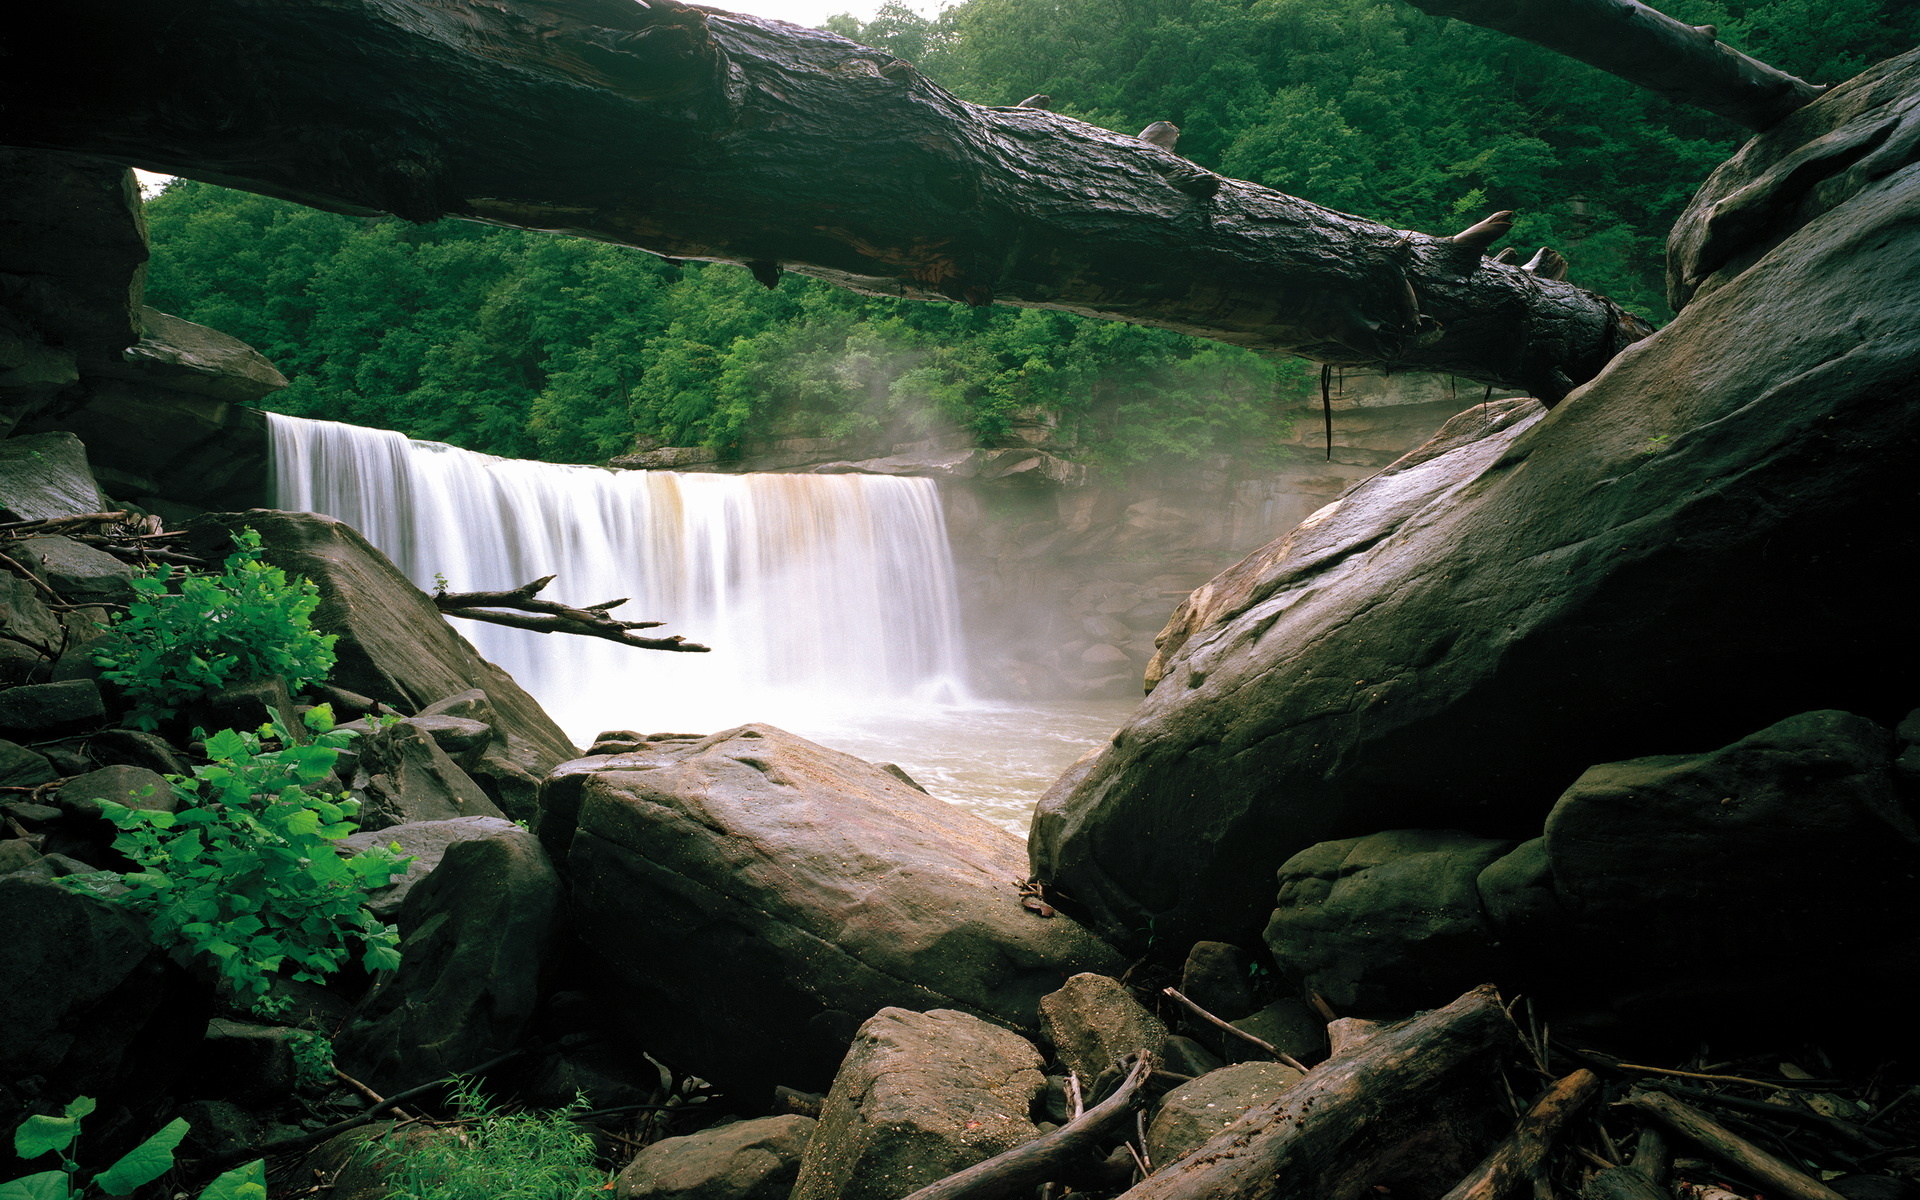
[[141, 0, 1916, 466]]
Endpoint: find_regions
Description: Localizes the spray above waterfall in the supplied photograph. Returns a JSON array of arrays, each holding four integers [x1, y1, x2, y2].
[[267, 412, 972, 742]]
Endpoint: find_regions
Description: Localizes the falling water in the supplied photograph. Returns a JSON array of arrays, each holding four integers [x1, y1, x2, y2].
[[266, 412, 972, 743]]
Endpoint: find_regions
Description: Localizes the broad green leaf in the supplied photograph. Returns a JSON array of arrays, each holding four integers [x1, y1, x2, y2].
[[13, 1114, 80, 1161], [204, 729, 249, 761], [62, 1099, 95, 1121], [93, 1118, 188, 1196], [197, 1160, 266, 1200], [0, 1169, 71, 1200], [283, 809, 321, 837]]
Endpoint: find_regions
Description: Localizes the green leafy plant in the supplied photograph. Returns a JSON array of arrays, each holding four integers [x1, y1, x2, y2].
[[372, 1082, 606, 1200], [288, 1030, 336, 1093], [94, 527, 337, 731], [76, 707, 409, 1010], [4, 1096, 264, 1200]]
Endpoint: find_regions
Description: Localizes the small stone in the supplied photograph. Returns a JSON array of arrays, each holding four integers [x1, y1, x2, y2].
[[2, 802, 62, 824], [87, 728, 189, 776], [1229, 999, 1326, 1065], [199, 1019, 303, 1102], [1180, 941, 1257, 1021], [615, 1114, 816, 1200], [1079, 642, 1130, 667], [1146, 1061, 1304, 1165], [58, 764, 175, 816], [0, 839, 42, 874], [1160, 1035, 1224, 1079], [0, 680, 106, 738], [13, 536, 133, 605], [1039, 973, 1169, 1082], [403, 714, 492, 759]]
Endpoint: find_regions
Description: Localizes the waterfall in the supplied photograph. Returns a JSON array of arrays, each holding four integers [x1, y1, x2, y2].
[[266, 412, 972, 743]]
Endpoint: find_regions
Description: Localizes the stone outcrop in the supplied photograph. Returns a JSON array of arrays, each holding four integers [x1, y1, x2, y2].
[[565, 724, 1124, 1097], [337, 815, 522, 917], [0, 431, 112, 521], [790, 1007, 1044, 1200], [185, 511, 578, 790], [1032, 48, 1920, 950], [336, 827, 561, 1092]]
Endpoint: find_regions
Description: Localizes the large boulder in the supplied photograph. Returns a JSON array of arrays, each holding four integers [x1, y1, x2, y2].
[[95, 307, 288, 403], [566, 724, 1124, 1097], [345, 719, 503, 831], [185, 511, 577, 779], [337, 815, 523, 917], [1037, 972, 1168, 1082], [615, 1115, 816, 1200], [1032, 49, 1920, 950], [1145, 1061, 1303, 1167], [790, 1007, 1044, 1200], [0, 431, 111, 521], [335, 827, 561, 1091]]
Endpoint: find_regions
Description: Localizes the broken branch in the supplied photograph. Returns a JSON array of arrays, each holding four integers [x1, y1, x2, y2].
[[1439, 1068, 1601, 1200], [1616, 1088, 1850, 1200], [434, 577, 709, 653], [1161, 986, 1309, 1072]]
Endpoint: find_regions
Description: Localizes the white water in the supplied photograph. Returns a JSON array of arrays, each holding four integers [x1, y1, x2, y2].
[[267, 413, 1126, 831]]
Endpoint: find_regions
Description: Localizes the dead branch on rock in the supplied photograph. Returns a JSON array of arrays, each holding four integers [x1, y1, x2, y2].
[[1160, 986, 1309, 1072], [1398, 0, 1824, 130], [0, 0, 1654, 402], [1440, 1069, 1601, 1200], [1115, 985, 1513, 1198], [899, 1053, 1153, 1200], [434, 576, 710, 653], [1616, 1088, 1851, 1200]]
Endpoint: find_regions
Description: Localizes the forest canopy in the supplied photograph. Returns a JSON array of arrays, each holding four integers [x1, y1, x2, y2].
[[140, 0, 1919, 467]]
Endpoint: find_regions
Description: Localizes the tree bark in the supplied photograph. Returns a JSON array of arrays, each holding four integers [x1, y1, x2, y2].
[[1112, 985, 1514, 1199], [1, 0, 1651, 402], [1399, 0, 1824, 131]]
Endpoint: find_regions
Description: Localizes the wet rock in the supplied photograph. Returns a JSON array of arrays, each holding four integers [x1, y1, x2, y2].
[[96, 308, 289, 403], [12, 536, 132, 605], [1145, 1062, 1303, 1166], [337, 815, 523, 918], [616, 1115, 817, 1200], [348, 719, 502, 831], [0, 679, 105, 738], [1038, 973, 1168, 1082], [1264, 830, 1514, 1012], [567, 724, 1123, 1097], [57, 764, 175, 816], [1035, 62, 1920, 951], [791, 1008, 1044, 1200], [336, 827, 560, 1092], [0, 431, 110, 521], [0, 738, 57, 787]]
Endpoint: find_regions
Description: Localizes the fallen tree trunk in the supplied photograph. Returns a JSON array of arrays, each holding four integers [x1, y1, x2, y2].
[[1440, 1069, 1600, 1200], [1400, 0, 1824, 131], [1, 0, 1650, 401], [1114, 984, 1514, 1199]]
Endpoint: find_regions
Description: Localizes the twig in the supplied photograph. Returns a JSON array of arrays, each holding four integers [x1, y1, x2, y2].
[[897, 1054, 1153, 1200], [433, 575, 709, 653], [0, 550, 59, 601], [333, 1069, 418, 1122], [1616, 1089, 1850, 1200], [1575, 1050, 1826, 1090], [1439, 1069, 1601, 1200], [1162, 986, 1309, 1072], [1067, 1071, 1084, 1120], [1647, 1081, 1888, 1151], [0, 511, 133, 533]]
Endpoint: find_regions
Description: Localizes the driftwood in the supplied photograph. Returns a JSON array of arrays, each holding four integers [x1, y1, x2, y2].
[[2, 0, 1655, 402], [897, 1054, 1153, 1200], [1616, 1088, 1850, 1200], [1398, 0, 1824, 130], [1439, 1069, 1601, 1200], [434, 576, 710, 653], [1582, 1166, 1668, 1200], [1112, 984, 1513, 1199]]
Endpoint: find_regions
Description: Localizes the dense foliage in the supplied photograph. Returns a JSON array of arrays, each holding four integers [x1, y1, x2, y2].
[[142, 0, 1918, 467], [93, 529, 337, 731], [7, 1097, 265, 1200], [77, 711, 409, 1010], [370, 1082, 606, 1200]]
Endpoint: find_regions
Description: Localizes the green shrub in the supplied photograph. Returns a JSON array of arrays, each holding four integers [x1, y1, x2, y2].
[[5, 1096, 264, 1200], [94, 527, 337, 731], [373, 1082, 605, 1200], [66, 708, 409, 1011]]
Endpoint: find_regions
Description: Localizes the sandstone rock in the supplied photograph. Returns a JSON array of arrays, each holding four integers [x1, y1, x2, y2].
[[92, 307, 289, 403], [347, 712, 503, 831], [1228, 999, 1326, 1065], [1145, 1061, 1303, 1166], [185, 675, 301, 737], [337, 815, 523, 917], [197, 1019, 302, 1102], [0, 838, 40, 875], [567, 724, 1124, 1097], [185, 512, 577, 782], [1160, 1035, 1224, 1079], [1543, 710, 1916, 974], [403, 714, 492, 762], [417, 689, 548, 823], [0, 151, 145, 368], [12, 536, 131, 605], [336, 828, 560, 1092], [1264, 830, 1514, 1012], [1035, 50, 1920, 951], [0, 571, 63, 683], [1038, 973, 1168, 1082], [0, 738, 56, 787], [1179, 941, 1257, 1021], [0, 432, 110, 521], [615, 1114, 817, 1200], [1475, 836, 1567, 948], [57, 764, 174, 816], [791, 1008, 1043, 1200], [87, 728, 188, 776], [0, 679, 105, 738]]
